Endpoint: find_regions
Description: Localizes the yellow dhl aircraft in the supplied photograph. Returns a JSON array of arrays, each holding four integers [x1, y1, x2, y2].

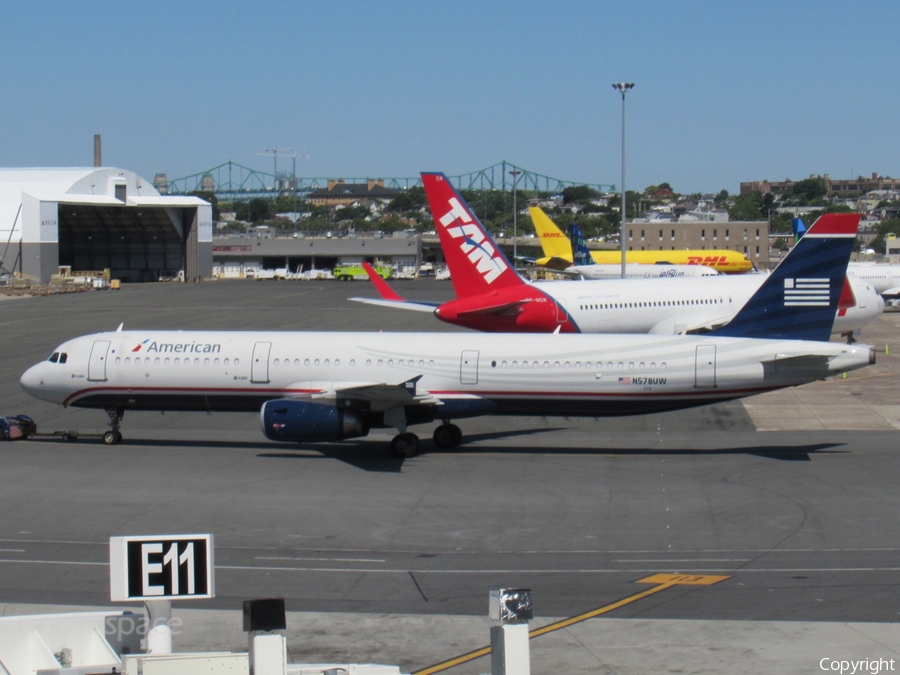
[[528, 207, 754, 274]]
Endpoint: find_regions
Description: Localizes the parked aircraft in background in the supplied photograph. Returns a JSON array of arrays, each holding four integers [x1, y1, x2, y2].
[[352, 173, 881, 339], [565, 223, 721, 280], [529, 206, 755, 273]]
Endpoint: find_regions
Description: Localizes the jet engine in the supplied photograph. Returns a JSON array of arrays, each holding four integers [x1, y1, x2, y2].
[[260, 399, 368, 443]]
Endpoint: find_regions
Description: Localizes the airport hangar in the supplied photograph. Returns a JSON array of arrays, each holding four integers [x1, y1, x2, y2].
[[0, 167, 212, 283]]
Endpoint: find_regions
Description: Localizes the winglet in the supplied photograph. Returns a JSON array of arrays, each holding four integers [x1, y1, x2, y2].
[[362, 262, 406, 302], [711, 213, 860, 341], [421, 172, 522, 298]]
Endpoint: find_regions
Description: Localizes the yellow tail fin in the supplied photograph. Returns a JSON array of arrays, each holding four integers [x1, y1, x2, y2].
[[528, 207, 574, 270]]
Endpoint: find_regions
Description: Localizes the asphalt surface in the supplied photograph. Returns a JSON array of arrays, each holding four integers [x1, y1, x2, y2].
[[1, 280, 899, 672]]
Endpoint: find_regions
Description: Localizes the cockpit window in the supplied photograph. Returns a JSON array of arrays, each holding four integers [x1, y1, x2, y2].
[[48, 353, 59, 363], [47, 352, 68, 364], [59, 353, 68, 364]]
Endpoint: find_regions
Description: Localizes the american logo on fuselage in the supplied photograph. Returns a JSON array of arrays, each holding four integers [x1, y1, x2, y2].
[[133, 340, 223, 354], [438, 197, 507, 284]]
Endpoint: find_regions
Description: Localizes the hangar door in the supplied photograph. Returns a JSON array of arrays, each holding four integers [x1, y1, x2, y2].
[[58, 205, 198, 283]]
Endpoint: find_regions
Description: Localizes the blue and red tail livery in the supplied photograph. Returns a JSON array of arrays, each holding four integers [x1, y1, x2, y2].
[[712, 213, 860, 341]]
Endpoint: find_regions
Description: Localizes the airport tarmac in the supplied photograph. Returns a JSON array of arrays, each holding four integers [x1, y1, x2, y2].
[[1, 280, 899, 673]]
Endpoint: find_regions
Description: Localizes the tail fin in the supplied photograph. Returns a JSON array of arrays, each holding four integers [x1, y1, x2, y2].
[[421, 172, 523, 298], [568, 223, 593, 266], [529, 207, 575, 269], [792, 216, 807, 244], [711, 213, 860, 341]]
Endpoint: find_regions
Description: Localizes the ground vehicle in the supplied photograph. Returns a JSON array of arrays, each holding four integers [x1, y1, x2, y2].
[[0, 415, 36, 440], [333, 265, 392, 281]]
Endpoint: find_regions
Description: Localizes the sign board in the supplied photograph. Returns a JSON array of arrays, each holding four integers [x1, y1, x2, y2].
[[110, 534, 214, 602]]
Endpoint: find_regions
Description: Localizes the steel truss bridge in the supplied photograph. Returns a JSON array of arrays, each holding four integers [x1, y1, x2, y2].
[[165, 160, 615, 200]]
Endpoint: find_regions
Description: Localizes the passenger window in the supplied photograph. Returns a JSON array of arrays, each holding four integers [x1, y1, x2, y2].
[[125, 357, 131, 364], [234, 358, 240, 366]]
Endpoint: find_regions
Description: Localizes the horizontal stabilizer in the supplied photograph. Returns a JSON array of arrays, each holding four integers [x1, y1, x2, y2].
[[760, 354, 832, 371], [349, 297, 440, 313], [456, 298, 532, 318], [534, 255, 574, 270]]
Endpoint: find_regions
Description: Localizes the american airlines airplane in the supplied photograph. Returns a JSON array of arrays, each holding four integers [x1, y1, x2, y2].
[[351, 173, 882, 338], [20, 199, 875, 457]]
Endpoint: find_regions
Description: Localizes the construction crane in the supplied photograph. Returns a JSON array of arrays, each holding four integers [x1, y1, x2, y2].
[[257, 147, 309, 191]]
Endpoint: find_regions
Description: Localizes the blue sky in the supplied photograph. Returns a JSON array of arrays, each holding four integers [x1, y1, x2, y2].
[[1, 1, 897, 194]]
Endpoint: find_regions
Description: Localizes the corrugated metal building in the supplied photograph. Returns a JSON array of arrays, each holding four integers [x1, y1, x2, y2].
[[0, 167, 212, 283]]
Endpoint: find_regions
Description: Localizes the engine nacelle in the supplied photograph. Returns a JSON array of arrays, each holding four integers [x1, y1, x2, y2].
[[261, 399, 368, 443]]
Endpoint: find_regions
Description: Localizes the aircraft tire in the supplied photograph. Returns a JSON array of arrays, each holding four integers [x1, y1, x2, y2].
[[391, 433, 419, 458], [103, 431, 121, 446], [433, 424, 462, 449]]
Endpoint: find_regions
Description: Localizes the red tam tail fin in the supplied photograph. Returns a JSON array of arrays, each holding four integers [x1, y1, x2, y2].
[[421, 172, 523, 299]]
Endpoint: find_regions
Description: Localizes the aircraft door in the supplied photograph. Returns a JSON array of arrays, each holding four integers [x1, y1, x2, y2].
[[694, 344, 717, 388], [855, 280, 867, 309], [555, 299, 568, 324], [88, 340, 111, 382], [460, 350, 479, 385], [251, 341, 272, 383]]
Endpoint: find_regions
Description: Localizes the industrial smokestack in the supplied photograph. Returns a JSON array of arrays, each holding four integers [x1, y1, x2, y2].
[[94, 134, 101, 167]]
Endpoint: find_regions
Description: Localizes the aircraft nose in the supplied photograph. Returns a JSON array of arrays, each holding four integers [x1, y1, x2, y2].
[[20, 363, 46, 398]]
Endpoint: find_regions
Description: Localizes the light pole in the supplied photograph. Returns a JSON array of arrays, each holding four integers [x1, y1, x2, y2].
[[612, 82, 634, 279], [509, 169, 521, 267]]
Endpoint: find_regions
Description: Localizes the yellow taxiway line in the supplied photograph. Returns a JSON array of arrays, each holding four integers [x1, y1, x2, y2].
[[411, 573, 730, 675]]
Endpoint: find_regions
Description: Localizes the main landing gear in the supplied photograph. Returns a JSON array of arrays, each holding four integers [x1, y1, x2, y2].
[[103, 408, 124, 445], [389, 422, 462, 458], [432, 422, 462, 450]]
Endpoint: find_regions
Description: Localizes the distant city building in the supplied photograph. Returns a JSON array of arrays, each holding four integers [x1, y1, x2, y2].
[[625, 220, 769, 264], [306, 179, 398, 206], [741, 173, 900, 197]]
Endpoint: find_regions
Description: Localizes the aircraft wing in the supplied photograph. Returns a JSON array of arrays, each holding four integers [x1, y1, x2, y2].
[[287, 376, 442, 411], [649, 314, 734, 335], [880, 286, 900, 298], [349, 297, 440, 312]]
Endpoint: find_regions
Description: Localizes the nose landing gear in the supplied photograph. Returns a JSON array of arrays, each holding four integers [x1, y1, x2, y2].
[[103, 408, 124, 445]]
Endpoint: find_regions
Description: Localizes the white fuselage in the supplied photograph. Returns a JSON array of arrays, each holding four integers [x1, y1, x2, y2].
[[532, 272, 882, 335], [847, 263, 900, 296], [21, 330, 873, 420], [571, 263, 721, 280]]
